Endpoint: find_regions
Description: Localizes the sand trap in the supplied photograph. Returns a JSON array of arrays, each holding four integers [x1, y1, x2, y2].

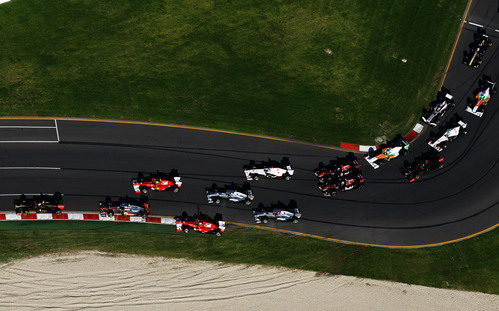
[[0, 251, 496, 311]]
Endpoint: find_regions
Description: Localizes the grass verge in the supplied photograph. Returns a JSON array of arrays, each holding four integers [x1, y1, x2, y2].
[[0, 0, 467, 145], [0, 220, 497, 294]]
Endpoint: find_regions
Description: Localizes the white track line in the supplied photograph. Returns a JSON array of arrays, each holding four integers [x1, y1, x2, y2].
[[0, 167, 61, 170], [465, 20, 484, 28], [0, 193, 40, 197], [0, 126, 56, 129], [0, 141, 59, 143], [54, 119, 60, 142], [464, 20, 499, 32], [0, 0, 11, 4]]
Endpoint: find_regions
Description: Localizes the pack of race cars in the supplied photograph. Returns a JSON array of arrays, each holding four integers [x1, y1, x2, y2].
[[5, 29, 495, 236], [314, 158, 365, 197]]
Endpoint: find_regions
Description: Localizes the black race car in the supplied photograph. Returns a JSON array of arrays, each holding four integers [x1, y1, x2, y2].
[[319, 173, 365, 197], [421, 90, 455, 126], [400, 152, 444, 182], [314, 157, 360, 181], [14, 192, 65, 214], [463, 30, 492, 68]]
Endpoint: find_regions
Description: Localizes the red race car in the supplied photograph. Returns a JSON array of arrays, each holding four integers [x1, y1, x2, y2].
[[175, 212, 225, 236], [132, 171, 182, 194]]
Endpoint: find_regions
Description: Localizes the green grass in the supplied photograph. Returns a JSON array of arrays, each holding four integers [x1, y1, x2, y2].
[[0, 0, 466, 144], [0, 221, 497, 294]]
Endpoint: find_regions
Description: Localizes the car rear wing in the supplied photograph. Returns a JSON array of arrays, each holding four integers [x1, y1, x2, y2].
[[174, 176, 182, 187], [218, 221, 226, 232]]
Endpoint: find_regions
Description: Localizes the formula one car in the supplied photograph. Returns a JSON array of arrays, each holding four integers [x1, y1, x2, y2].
[[466, 80, 496, 117], [14, 192, 65, 214], [252, 203, 301, 224], [131, 171, 182, 194], [175, 212, 225, 236], [206, 183, 254, 205], [364, 138, 409, 169], [244, 158, 294, 181], [314, 158, 360, 181], [98, 196, 150, 217], [400, 152, 444, 182], [428, 119, 467, 152], [421, 91, 455, 126], [319, 173, 365, 197], [463, 31, 492, 68]]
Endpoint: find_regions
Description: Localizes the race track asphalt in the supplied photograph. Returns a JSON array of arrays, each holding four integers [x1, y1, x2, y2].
[[0, 0, 497, 246]]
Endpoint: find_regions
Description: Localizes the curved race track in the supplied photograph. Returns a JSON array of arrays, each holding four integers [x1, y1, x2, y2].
[[0, 0, 498, 246]]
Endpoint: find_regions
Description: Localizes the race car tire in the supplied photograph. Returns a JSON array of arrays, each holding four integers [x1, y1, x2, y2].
[[140, 187, 148, 194], [56, 210, 62, 215], [292, 219, 299, 224], [215, 231, 222, 237], [284, 174, 291, 181], [262, 218, 268, 224], [183, 227, 190, 233], [215, 198, 221, 204], [252, 175, 259, 181], [245, 200, 252, 206], [173, 187, 179, 193], [107, 210, 114, 217]]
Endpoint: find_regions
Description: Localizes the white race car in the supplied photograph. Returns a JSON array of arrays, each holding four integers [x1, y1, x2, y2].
[[421, 91, 454, 126], [466, 80, 496, 117], [244, 158, 294, 181], [364, 138, 409, 169], [428, 120, 467, 152]]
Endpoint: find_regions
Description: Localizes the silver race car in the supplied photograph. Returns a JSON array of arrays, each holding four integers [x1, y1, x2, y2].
[[206, 183, 254, 205], [244, 158, 294, 181], [252, 203, 301, 224], [428, 119, 467, 152]]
